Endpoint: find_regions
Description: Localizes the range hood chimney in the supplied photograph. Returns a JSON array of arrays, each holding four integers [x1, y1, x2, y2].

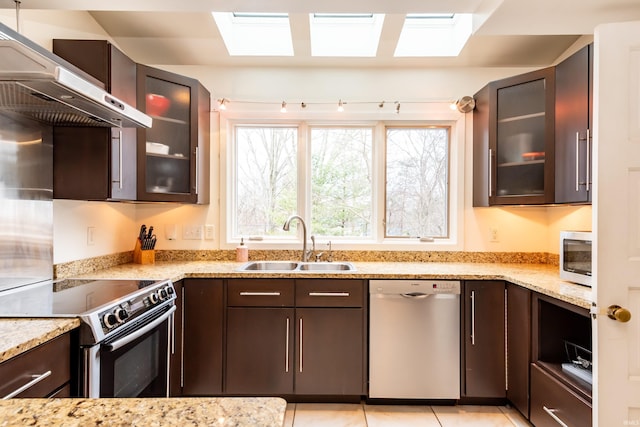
[[0, 21, 151, 128]]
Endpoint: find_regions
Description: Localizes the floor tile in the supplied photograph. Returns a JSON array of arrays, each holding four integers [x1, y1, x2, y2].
[[432, 405, 517, 426], [498, 406, 532, 426], [283, 403, 296, 427], [364, 404, 441, 426], [292, 403, 367, 427]]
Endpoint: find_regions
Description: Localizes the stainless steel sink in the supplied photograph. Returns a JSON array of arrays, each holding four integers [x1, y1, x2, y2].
[[237, 261, 355, 272], [297, 262, 355, 271], [238, 261, 299, 271]]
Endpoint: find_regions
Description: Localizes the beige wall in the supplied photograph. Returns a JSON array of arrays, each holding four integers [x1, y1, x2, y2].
[[0, 10, 589, 263]]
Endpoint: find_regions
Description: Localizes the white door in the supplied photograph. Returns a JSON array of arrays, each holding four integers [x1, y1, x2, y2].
[[594, 20, 640, 426]]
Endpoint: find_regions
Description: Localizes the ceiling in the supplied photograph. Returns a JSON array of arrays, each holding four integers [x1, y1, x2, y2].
[[2, 0, 640, 68]]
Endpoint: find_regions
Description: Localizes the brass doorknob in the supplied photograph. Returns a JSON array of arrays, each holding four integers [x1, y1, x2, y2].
[[607, 305, 632, 322]]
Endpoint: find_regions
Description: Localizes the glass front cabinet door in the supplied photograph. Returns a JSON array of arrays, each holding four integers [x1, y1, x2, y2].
[[473, 67, 555, 206], [136, 65, 210, 204]]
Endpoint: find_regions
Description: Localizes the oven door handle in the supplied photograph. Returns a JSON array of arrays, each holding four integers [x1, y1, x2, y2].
[[105, 306, 176, 352]]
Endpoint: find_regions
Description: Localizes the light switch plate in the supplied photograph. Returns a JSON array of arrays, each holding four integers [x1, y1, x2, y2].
[[205, 224, 215, 240], [183, 225, 203, 240]]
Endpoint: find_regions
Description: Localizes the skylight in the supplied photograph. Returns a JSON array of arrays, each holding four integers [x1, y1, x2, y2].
[[309, 13, 385, 57], [212, 12, 293, 56], [394, 13, 472, 57]]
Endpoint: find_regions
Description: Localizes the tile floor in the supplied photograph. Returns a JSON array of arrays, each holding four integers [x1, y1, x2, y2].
[[283, 403, 533, 427]]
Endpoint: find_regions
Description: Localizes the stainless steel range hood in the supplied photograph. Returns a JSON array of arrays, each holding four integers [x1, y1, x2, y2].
[[0, 22, 151, 128]]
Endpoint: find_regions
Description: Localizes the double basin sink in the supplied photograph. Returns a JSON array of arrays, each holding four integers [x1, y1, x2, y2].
[[237, 261, 356, 272]]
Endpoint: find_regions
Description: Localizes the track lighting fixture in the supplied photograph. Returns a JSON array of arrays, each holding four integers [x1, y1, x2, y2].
[[280, 101, 287, 113], [337, 99, 344, 112], [301, 102, 307, 108], [378, 101, 385, 108], [395, 102, 400, 114], [217, 98, 227, 110]]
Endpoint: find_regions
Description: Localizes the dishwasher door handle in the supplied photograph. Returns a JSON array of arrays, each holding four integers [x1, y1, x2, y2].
[[401, 292, 430, 299]]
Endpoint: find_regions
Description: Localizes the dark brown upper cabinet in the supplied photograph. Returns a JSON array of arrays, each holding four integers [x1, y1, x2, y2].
[[136, 65, 210, 204], [473, 67, 556, 206], [52, 40, 137, 201], [555, 44, 593, 204]]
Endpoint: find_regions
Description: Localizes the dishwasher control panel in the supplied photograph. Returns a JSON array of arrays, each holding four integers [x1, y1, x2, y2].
[[369, 280, 461, 295]]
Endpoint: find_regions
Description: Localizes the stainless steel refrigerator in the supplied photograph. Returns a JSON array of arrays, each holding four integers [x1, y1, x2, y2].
[[0, 112, 54, 313]]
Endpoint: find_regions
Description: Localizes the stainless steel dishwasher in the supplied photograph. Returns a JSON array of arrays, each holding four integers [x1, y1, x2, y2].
[[369, 280, 460, 399]]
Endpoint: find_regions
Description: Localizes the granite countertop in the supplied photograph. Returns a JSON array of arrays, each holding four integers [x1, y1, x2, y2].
[[0, 396, 287, 426], [0, 318, 80, 364], [72, 260, 593, 309]]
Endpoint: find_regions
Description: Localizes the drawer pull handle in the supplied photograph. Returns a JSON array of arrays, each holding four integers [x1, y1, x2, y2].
[[308, 292, 350, 297], [239, 292, 281, 296], [543, 406, 569, 427], [2, 370, 52, 399]]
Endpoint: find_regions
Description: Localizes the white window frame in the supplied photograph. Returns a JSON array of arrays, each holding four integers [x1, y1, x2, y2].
[[219, 103, 465, 252]]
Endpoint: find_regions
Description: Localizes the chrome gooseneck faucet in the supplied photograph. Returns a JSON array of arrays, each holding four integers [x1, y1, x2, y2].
[[283, 214, 310, 262]]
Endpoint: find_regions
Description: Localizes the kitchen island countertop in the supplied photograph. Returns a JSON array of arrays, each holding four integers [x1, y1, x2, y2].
[[0, 396, 287, 426]]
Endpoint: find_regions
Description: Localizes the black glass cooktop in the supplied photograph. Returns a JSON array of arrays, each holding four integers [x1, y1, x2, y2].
[[0, 278, 162, 317]]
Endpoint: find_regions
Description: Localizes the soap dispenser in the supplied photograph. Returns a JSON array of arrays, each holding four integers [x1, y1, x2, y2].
[[236, 238, 249, 262]]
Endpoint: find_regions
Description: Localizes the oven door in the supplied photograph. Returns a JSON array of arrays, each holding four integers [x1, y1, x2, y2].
[[85, 305, 175, 398]]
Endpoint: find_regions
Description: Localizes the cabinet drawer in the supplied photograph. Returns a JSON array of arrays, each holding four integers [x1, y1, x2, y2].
[[0, 333, 71, 399], [530, 363, 591, 427], [227, 279, 295, 307], [295, 280, 364, 307]]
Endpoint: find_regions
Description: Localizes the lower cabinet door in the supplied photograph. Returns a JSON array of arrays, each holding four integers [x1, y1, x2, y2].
[[530, 364, 592, 427], [225, 307, 295, 395], [295, 308, 364, 395]]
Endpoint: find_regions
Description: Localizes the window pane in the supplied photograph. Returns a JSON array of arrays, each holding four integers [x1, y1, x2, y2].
[[235, 126, 297, 236], [385, 127, 449, 238], [311, 127, 373, 237]]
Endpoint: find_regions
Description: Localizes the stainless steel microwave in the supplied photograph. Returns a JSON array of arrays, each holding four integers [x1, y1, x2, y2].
[[560, 231, 592, 287]]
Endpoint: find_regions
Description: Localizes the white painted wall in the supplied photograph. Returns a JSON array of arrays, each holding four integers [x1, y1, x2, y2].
[[2, 10, 590, 262]]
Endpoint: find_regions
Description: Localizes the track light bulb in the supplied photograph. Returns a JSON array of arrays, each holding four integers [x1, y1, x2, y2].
[[301, 102, 307, 108], [395, 102, 400, 114], [280, 101, 287, 113], [218, 98, 227, 110], [337, 99, 344, 112]]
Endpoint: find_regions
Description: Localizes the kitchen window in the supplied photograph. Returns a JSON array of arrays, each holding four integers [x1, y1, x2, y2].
[[223, 105, 464, 249]]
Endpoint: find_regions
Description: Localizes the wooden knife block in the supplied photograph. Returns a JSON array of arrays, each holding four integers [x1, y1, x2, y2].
[[133, 239, 155, 265]]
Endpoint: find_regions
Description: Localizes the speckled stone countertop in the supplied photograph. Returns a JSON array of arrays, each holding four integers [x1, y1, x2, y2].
[[0, 396, 286, 426], [70, 260, 592, 309], [0, 318, 80, 364]]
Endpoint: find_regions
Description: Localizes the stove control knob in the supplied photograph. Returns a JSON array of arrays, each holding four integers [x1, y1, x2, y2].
[[166, 286, 174, 295], [103, 312, 118, 329], [148, 292, 160, 305], [159, 288, 168, 300], [115, 308, 129, 323]]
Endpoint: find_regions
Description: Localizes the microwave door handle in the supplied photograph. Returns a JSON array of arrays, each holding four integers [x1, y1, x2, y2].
[[105, 306, 176, 352]]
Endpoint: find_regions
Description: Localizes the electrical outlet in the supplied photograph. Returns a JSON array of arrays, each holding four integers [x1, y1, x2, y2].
[[489, 227, 499, 243], [183, 225, 204, 240], [205, 224, 215, 240], [87, 226, 96, 246]]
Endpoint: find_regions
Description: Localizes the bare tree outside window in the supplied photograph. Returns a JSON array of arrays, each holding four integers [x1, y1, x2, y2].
[[385, 127, 449, 238], [310, 127, 373, 237], [235, 126, 297, 236]]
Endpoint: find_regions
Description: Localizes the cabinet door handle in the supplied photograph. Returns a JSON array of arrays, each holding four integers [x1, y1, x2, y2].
[[239, 291, 281, 296], [575, 131, 580, 192], [194, 146, 199, 194], [180, 286, 185, 388], [543, 406, 569, 427], [488, 149, 493, 197], [470, 290, 476, 346], [299, 317, 304, 373], [2, 370, 52, 399], [308, 292, 350, 297], [285, 317, 290, 373], [111, 131, 123, 189], [586, 129, 591, 192]]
